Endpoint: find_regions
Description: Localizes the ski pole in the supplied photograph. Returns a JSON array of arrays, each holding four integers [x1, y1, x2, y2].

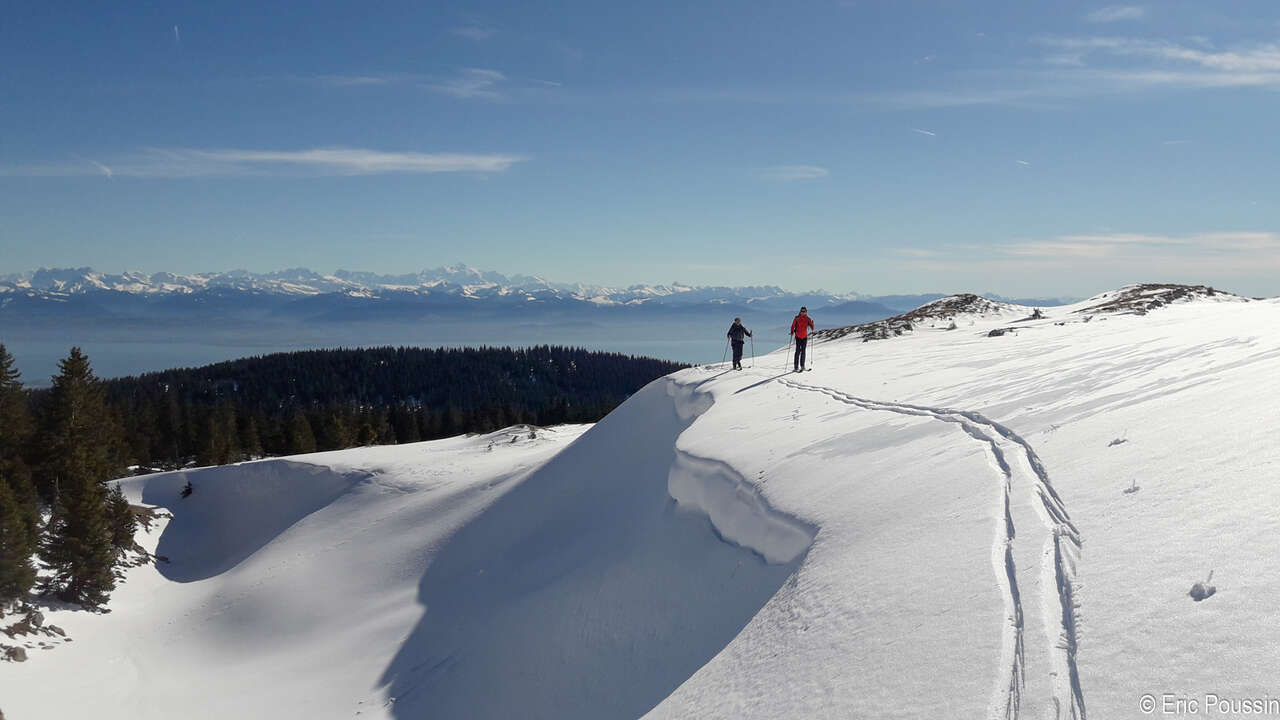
[[750, 336, 755, 368], [786, 335, 793, 371], [721, 337, 730, 366]]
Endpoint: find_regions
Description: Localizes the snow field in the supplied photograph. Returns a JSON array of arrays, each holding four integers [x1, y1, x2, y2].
[[0, 425, 591, 720], [649, 290, 1280, 718]]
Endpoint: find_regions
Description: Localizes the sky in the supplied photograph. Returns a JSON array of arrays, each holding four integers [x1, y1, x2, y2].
[[2, 0, 1279, 297]]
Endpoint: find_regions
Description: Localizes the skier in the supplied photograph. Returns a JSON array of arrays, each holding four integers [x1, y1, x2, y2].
[[790, 306, 814, 372], [726, 317, 753, 370]]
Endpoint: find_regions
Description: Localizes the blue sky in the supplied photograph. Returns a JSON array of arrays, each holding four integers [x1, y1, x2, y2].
[[2, 1, 1279, 297]]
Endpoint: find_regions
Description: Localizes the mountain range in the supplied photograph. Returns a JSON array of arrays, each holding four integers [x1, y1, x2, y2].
[[0, 265, 1079, 381], [0, 265, 1074, 312]]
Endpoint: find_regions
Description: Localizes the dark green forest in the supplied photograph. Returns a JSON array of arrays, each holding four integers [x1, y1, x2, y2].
[[0, 343, 685, 608], [102, 346, 686, 468]]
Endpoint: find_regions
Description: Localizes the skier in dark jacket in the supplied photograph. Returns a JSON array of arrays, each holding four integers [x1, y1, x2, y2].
[[727, 317, 753, 370], [790, 307, 815, 372]]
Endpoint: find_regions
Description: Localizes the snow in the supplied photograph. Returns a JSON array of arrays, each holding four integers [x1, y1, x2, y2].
[[0, 425, 590, 719], [4, 287, 1280, 719]]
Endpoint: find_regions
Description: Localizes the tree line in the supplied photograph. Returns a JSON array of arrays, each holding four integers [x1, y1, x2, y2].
[[0, 344, 685, 608]]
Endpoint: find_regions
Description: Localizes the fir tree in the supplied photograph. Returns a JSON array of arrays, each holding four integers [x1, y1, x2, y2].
[[37, 348, 121, 606], [43, 474, 115, 606], [0, 475, 37, 605], [0, 344, 38, 545], [239, 414, 264, 459], [106, 483, 137, 553], [0, 345, 30, 446], [287, 410, 317, 454], [2, 466, 40, 550]]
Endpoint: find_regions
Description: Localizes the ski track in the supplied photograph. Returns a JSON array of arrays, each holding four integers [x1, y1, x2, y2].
[[776, 378, 1085, 720]]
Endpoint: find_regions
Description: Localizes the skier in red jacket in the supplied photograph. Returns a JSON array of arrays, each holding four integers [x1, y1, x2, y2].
[[790, 306, 814, 372]]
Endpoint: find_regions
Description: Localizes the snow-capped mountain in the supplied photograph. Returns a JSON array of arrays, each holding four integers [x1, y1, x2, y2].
[[0, 265, 861, 307], [0, 265, 1083, 382], [4, 285, 1277, 719]]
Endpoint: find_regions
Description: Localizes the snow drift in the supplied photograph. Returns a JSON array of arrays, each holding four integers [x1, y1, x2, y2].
[[378, 380, 814, 720]]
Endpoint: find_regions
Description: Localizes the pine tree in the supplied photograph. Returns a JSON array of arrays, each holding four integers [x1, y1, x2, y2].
[[0, 475, 37, 605], [239, 414, 264, 459], [2, 466, 40, 550], [321, 409, 354, 450], [0, 345, 31, 450], [0, 345, 40, 547], [37, 348, 121, 606], [42, 475, 115, 605], [287, 410, 317, 454], [106, 483, 137, 554]]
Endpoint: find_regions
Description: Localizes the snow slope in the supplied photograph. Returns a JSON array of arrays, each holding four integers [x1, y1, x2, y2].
[[0, 426, 593, 719], [4, 285, 1279, 719]]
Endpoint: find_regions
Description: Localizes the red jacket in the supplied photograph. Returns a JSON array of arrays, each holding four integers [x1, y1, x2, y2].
[[791, 314, 814, 339]]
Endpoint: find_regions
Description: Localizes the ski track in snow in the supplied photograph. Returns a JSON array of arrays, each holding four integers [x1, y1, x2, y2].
[[777, 378, 1085, 720]]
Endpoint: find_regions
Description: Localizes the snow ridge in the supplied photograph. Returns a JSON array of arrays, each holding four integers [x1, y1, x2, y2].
[[777, 378, 1085, 720], [668, 449, 817, 565]]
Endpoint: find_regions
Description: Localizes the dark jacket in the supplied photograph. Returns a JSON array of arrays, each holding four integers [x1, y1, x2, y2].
[[727, 322, 752, 343]]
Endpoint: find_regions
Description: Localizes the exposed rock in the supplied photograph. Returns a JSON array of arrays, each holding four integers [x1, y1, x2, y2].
[[1190, 570, 1217, 601], [1190, 581, 1217, 601], [47, 624, 66, 637], [26, 611, 44, 628], [1077, 284, 1245, 317], [817, 293, 1024, 343], [2, 645, 27, 662], [987, 328, 1011, 337]]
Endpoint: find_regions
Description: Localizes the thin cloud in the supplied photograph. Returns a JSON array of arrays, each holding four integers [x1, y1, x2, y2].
[[173, 25, 181, 45], [1036, 36, 1280, 73], [894, 231, 1280, 281], [873, 36, 1280, 109], [1086, 6, 1147, 23], [0, 147, 527, 178], [316, 74, 393, 87], [758, 165, 830, 182], [451, 25, 497, 41], [913, 231, 1276, 261], [424, 68, 507, 100], [1015, 160, 1030, 166], [912, 128, 937, 137]]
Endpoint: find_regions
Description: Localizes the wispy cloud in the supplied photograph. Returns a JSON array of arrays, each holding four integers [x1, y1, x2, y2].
[[0, 147, 527, 178], [1086, 6, 1147, 23], [312, 74, 394, 87], [912, 128, 937, 137], [1037, 36, 1280, 72], [758, 165, 830, 182], [894, 231, 1280, 277], [452, 25, 497, 41], [871, 35, 1280, 109], [1015, 159, 1030, 166], [424, 68, 507, 100], [173, 25, 181, 45]]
